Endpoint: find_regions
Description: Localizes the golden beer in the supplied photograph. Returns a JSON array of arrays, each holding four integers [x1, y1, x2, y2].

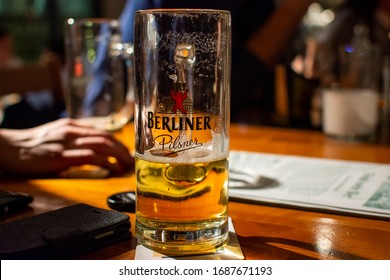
[[135, 154, 229, 254]]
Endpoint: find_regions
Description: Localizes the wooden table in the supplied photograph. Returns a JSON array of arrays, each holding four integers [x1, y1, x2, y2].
[[1, 124, 390, 260]]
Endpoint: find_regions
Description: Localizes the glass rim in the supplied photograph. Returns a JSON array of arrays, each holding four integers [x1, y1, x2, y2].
[[136, 9, 230, 15]]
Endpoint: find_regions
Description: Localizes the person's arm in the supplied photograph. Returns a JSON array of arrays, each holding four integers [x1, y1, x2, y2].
[[0, 118, 134, 176], [246, 0, 314, 69], [120, 0, 159, 43]]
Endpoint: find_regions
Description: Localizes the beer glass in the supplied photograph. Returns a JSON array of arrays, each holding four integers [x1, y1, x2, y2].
[[134, 9, 231, 254], [64, 18, 134, 132]]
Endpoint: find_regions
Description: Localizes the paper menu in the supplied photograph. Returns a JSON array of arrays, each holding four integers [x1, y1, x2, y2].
[[229, 151, 390, 219]]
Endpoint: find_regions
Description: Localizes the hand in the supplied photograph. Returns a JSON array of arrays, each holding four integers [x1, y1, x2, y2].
[[0, 118, 134, 176]]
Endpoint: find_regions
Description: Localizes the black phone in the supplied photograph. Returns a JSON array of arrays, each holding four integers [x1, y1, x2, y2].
[[0, 191, 33, 214], [0, 203, 131, 259]]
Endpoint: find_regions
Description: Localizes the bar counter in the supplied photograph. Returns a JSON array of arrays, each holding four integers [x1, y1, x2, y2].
[[1, 123, 389, 259]]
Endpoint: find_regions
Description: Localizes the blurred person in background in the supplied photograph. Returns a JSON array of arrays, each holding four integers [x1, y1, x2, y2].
[[2, 0, 317, 129], [120, 0, 315, 125]]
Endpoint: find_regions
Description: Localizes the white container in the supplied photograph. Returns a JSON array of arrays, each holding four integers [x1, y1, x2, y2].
[[322, 88, 379, 139]]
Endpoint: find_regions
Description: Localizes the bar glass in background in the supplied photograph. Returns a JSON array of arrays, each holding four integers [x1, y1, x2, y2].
[[322, 26, 382, 141], [64, 18, 134, 132], [63, 18, 135, 178], [134, 9, 231, 254]]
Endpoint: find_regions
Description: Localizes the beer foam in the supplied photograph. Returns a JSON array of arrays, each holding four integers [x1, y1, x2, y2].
[[140, 143, 228, 164]]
